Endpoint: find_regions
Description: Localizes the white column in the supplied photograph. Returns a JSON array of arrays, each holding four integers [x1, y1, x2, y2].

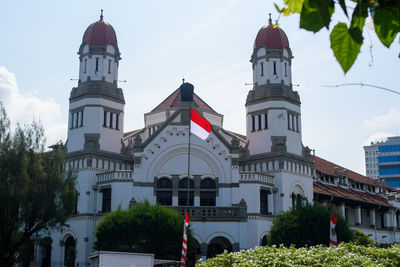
[[393, 211, 397, 229], [339, 203, 345, 218], [370, 209, 376, 226], [172, 195, 178, 206], [355, 206, 361, 225], [194, 195, 200, 206], [268, 193, 273, 214]]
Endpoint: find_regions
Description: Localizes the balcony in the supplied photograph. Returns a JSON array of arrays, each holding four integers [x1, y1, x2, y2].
[[239, 172, 274, 185], [174, 203, 247, 222], [96, 170, 133, 184]]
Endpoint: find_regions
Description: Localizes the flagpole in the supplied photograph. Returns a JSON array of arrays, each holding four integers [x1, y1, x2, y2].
[[187, 102, 191, 207]]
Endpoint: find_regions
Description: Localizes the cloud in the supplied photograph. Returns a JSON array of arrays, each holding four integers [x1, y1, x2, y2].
[[0, 66, 66, 146], [363, 108, 400, 128], [362, 132, 394, 146]]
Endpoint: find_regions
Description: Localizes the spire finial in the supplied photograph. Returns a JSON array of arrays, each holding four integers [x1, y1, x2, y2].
[[182, 78, 185, 84], [100, 9, 104, 21], [268, 13, 272, 25]]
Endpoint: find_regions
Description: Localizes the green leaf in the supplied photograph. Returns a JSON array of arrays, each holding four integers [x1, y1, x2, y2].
[[300, 0, 334, 33], [373, 7, 400, 48], [283, 0, 304, 14], [349, 1, 368, 44], [330, 22, 362, 73], [338, 0, 348, 18]]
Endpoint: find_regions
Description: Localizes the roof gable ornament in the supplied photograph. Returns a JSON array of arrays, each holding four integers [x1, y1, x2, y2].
[[100, 9, 104, 21]]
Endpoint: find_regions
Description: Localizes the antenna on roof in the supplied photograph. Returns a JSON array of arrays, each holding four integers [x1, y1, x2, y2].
[[100, 9, 104, 21]]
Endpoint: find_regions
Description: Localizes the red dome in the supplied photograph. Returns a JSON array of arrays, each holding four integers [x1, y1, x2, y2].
[[254, 23, 289, 50], [82, 16, 118, 46]]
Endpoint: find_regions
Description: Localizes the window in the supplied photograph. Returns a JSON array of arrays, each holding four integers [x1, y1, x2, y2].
[[273, 61, 277, 75], [264, 112, 268, 129], [200, 178, 216, 206], [284, 62, 287, 77], [103, 111, 107, 127], [102, 188, 111, 213], [156, 178, 172, 206], [178, 178, 194, 206], [292, 114, 295, 131], [260, 62, 264, 76], [80, 110, 84, 127], [84, 58, 87, 73], [70, 113, 74, 129], [287, 112, 291, 130], [260, 189, 269, 214], [109, 113, 113, 128], [115, 114, 119, 130], [95, 57, 99, 72], [75, 112, 78, 128], [295, 115, 299, 132], [258, 115, 262, 130], [251, 115, 255, 132], [108, 59, 112, 73]]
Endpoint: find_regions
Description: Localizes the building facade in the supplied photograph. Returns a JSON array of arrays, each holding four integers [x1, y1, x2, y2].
[[33, 13, 400, 266], [364, 136, 400, 187]]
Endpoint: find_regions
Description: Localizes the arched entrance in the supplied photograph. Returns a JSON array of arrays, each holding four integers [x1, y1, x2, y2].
[[64, 236, 76, 267], [207, 237, 232, 259], [260, 235, 268, 246], [39, 237, 52, 267]]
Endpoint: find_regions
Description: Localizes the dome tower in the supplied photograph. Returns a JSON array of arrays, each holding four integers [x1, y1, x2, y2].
[[67, 10, 125, 155], [245, 14, 302, 156]]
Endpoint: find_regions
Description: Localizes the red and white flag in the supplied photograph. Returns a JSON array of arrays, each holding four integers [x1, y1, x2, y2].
[[190, 108, 211, 140], [329, 212, 339, 247], [180, 211, 191, 267]]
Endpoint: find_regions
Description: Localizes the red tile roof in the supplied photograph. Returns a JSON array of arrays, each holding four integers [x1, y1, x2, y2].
[[312, 155, 376, 186], [151, 88, 217, 113], [314, 181, 390, 207]]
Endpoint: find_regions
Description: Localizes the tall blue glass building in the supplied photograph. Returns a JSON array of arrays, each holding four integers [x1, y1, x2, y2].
[[378, 137, 400, 187]]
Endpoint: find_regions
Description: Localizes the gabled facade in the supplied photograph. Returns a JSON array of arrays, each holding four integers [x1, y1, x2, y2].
[[32, 12, 400, 267]]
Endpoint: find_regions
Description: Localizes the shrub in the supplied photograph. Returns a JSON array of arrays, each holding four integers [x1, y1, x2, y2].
[[268, 203, 353, 247], [352, 230, 374, 246], [196, 243, 400, 266]]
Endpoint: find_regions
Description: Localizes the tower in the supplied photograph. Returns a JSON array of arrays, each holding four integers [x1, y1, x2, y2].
[[246, 15, 302, 156], [67, 10, 124, 155]]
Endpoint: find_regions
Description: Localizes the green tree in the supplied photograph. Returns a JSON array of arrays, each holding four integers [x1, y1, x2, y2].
[[275, 0, 400, 73], [94, 201, 196, 266], [0, 102, 77, 266], [268, 203, 353, 247]]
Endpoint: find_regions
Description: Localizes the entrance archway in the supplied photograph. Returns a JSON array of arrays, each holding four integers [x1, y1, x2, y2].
[[39, 237, 52, 267], [64, 236, 76, 267], [206, 236, 232, 259]]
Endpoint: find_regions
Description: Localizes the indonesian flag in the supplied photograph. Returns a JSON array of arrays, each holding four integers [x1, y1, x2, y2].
[[190, 108, 211, 140], [180, 211, 191, 267], [329, 212, 339, 247]]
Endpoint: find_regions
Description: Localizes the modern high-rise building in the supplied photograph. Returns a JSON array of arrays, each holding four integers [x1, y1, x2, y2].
[[377, 136, 400, 187], [364, 136, 400, 187], [364, 142, 379, 179]]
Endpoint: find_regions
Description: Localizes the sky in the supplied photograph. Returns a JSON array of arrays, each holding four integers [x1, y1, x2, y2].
[[0, 0, 399, 175]]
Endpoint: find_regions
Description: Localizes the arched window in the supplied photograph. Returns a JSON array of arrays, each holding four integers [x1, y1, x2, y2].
[[200, 178, 216, 206], [178, 178, 194, 206], [156, 178, 172, 206]]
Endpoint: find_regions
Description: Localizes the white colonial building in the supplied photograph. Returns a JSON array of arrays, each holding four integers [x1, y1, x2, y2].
[[33, 13, 400, 267]]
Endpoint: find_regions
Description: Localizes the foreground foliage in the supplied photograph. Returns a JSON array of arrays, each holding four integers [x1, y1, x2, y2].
[[0, 102, 77, 266], [276, 0, 400, 73], [95, 201, 196, 266], [268, 203, 353, 247], [197, 243, 400, 267]]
